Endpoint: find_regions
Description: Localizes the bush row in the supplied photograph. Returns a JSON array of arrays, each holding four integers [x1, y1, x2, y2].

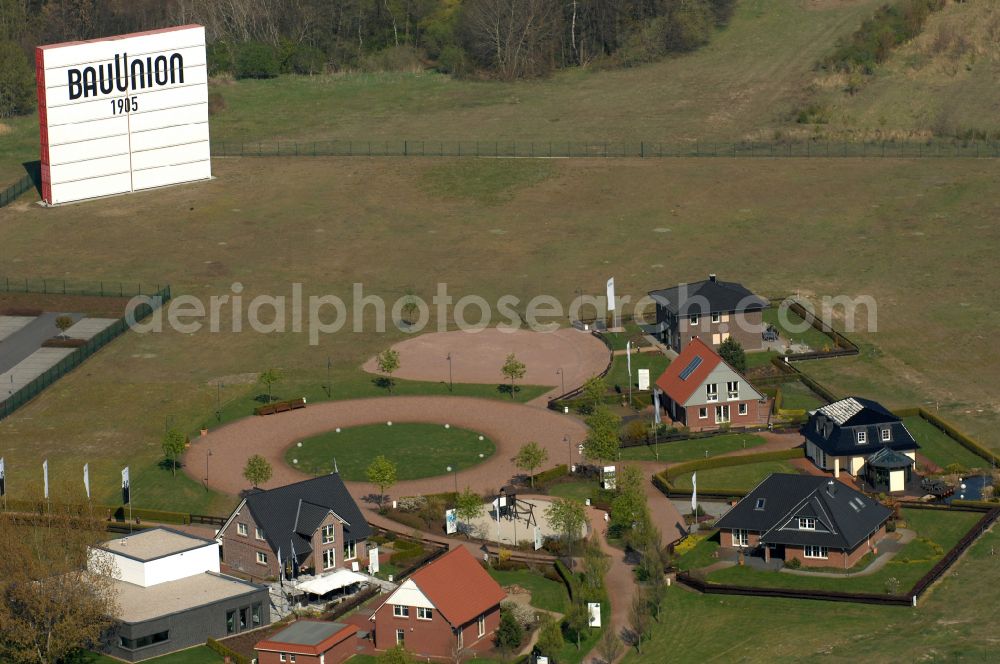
[[663, 448, 802, 482], [207, 638, 250, 664], [532, 465, 569, 488], [822, 0, 946, 73]]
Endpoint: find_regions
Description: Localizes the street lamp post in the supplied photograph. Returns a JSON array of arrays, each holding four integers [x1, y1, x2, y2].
[[205, 449, 212, 483], [556, 368, 565, 395], [446, 353, 453, 392], [216, 382, 223, 422], [564, 434, 571, 474], [326, 357, 332, 398], [447, 465, 457, 494]]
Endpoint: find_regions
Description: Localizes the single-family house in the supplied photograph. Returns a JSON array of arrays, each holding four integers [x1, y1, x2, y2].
[[804, 397, 918, 492], [370, 547, 505, 660], [255, 620, 359, 664], [654, 337, 770, 432], [90, 527, 269, 662], [217, 473, 372, 580], [648, 274, 769, 353], [715, 473, 892, 568]]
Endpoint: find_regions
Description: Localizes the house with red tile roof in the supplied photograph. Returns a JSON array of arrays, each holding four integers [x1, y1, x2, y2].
[[370, 547, 505, 660], [255, 620, 359, 664], [655, 337, 770, 432]]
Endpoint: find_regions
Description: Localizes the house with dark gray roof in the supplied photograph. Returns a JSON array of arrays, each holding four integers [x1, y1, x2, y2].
[[648, 274, 769, 353], [218, 473, 371, 580], [803, 396, 918, 492], [715, 473, 892, 568], [256, 619, 360, 664]]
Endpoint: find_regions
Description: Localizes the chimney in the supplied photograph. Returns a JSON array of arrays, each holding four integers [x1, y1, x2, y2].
[[827, 480, 837, 497], [709, 273, 717, 283]]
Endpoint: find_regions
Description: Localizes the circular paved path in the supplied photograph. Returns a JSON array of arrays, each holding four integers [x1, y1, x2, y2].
[[361, 328, 609, 404], [186, 396, 589, 503]]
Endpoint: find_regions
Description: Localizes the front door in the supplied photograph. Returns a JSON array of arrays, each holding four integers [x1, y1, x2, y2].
[[715, 405, 730, 424]]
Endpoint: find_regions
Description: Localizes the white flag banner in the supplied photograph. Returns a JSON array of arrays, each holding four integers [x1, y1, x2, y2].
[[691, 472, 697, 514], [445, 508, 458, 535], [533, 526, 543, 551], [368, 546, 380, 575], [606, 278, 616, 311], [83, 463, 90, 499], [121, 466, 130, 505], [626, 340, 632, 383], [0, 456, 6, 497], [43, 459, 49, 500], [653, 389, 662, 425]]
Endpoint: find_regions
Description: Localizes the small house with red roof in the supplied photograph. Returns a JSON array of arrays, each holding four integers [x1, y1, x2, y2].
[[255, 620, 359, 664], [370, 547, 505, 660], [655, 337, 770, 432]]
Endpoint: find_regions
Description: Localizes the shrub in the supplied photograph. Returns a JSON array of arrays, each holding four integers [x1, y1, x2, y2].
[[41, 337, 87, 348], [283, 42, 326, 75], [207, 92, 226, 116], [822, 0, 946, 73], [885, 576, 902, 595], [534, 465, 569, 488], [207, 42, 235, 76], [236, 42, 280, 79], [397, 496, 428, 513], [206, 638, 249, 664], [785, 557, 801, 570], [0, 39, 36, 117], [495, 607, 523, 651], [499, 599, 536, 629]]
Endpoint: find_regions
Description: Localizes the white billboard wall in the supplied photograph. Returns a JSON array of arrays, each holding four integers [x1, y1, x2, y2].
[[36, 25, 211, 205]]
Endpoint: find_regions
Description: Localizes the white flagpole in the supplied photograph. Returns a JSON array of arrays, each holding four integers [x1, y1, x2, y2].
[[691, 472, 698, 525], [83, 463, 90, 500], [43, 459, 49, 508], [626, 341, 632, 406], [0, 456, 6, 510], [606, 278, 616, 328]]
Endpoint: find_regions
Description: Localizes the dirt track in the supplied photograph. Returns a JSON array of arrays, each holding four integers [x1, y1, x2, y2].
[[360, 327, 610, 404]]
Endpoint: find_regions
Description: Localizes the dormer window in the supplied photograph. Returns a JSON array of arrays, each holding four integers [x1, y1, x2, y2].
[[881, 428, 891, 442], [754, 498, 766, 511], [857, 430, 867, 445], [798, 517, 816, 530], [706, 383, 718, 402], [322, 524, 335, 544]]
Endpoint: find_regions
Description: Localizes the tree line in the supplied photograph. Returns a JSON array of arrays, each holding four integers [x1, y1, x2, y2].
[[0, 0, 736, 117]]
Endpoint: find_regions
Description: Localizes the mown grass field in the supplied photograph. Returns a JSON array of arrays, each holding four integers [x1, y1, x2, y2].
[[2, 155, 999, 514], [903, 415, 988, 471], [289, 422, 496, 481], [670, 460, 800, 493], [488, 568, 569, 614], [619, 433, 767, 463]]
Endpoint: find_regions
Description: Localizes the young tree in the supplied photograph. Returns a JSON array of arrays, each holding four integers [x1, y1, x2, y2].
[[0, 502, 118, 664], [500, 352, 526, 398], [366, 455, 398, 509], [628, 589, 651, 654], [514, 441, 548, 488], [536, 613, 565, 658], [454, 487, 483, 537], [243, 454, 273, 488], [161, 428, 187, 477], [564, 600, 590, 650], [376, 349, 401, 394], [0, 40, 35, 118], [54, 315, 74, 339], [582, 374, 607, 408], [645, 560, 667, 623], [545, 498, 586, 553], [401, 289, 419, 326], [582, 541, 610, 593], [597, 628, 624, 664], [376, 645, 415, 664], [718, 336, 747, 374], [258, 368, 283, 403], [584, 406, 622, 464], [609, 465, 647, 538], [495, 606, 523, 654]]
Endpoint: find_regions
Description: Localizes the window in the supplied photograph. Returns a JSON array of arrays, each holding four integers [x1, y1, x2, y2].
[[857, 430, 867, 444], [727, 381, 739, 399], [798, 518, 816, 530], [323, 548, 336, 570], [252, 603, 262, 627], [804, 545, 829, 559], [290, 657, 296, 663], [322, 524, 335, 544], [119, 631, 169, 650], [711, 312, 721, 324], [393, 605, 410, 618], [698, 407, 708, 419], [255, 527, 265, 540], [237, 523, 248, 537], [418, 607, 433, 621], [478, 613, 486, 637], [881, 428, 892, 442], [738, 403, 748, 416], [754, 498, 766, 511], [396, 629, 405, 645], [689, 314, 699, 326], [256, 551, 268, 565], [280, 655, 286, 663], [344, 539, 357, 561], [706, 383, 718, 402], [732, 529, 749, 547], [226, 610, 237, 634], [239, 607, 248, 630], [715, 405, 730, 424]]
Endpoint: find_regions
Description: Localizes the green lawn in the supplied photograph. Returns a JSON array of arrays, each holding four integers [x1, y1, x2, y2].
[[671, 461, 801, 493], [605, 352, 670, 391], [762, 306, 834, 352], [673, 531, 722, 571], [778, 380, 826, 411], [289, 422, 495, 481], [602, 321, 650, 352], [903, 416, 988, 471], [547, 479, 602, 504], [489, 568, 569, 614], [620, 433, 767, 463], [745, 350, 779, 370], [82, 646, 223, 663], [706, 508, 981, 595]]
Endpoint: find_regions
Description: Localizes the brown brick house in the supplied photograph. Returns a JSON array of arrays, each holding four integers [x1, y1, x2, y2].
[[654, 337, 770, 432], [255, 620, 359, 664], [715, 473, 891, 569], [370, 547, 505, 660], [218, 473, 371, 580], [649, 274, 768, 353]]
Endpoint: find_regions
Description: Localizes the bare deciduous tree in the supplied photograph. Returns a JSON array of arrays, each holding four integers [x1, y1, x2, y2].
[[461, 0, 561, 80]]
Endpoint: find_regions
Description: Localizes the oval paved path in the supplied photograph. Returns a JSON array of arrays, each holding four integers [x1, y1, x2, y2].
[[187, 396, 589, 501]]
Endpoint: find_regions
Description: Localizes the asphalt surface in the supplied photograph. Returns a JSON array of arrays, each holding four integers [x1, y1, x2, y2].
[[0, 312, 82, 374]]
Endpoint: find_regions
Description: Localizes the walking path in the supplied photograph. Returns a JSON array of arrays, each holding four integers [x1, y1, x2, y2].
[[583, 506, 633, 664]]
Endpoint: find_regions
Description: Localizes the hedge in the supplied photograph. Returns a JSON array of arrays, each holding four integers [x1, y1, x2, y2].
[[533, 464, 569, 488], [893, 407, 1000, 467], [207, 638, 249, 664], [951, 499, 1000, 510], [108, 505, 191, 525]]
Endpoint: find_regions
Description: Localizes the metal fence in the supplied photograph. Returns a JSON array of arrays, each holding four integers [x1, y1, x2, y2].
[[0, 276, 166, 298], [0, 173, 35, 208], [210, 139, 1000, 159], [0, 283, 172, 422]]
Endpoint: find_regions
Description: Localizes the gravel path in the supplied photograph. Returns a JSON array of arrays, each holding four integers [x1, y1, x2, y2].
[[360, 327, 610, 404], [186, 396, 588, 504]]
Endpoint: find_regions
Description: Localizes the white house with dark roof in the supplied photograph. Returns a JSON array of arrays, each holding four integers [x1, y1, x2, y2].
[[89, 527, 269, 662]]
